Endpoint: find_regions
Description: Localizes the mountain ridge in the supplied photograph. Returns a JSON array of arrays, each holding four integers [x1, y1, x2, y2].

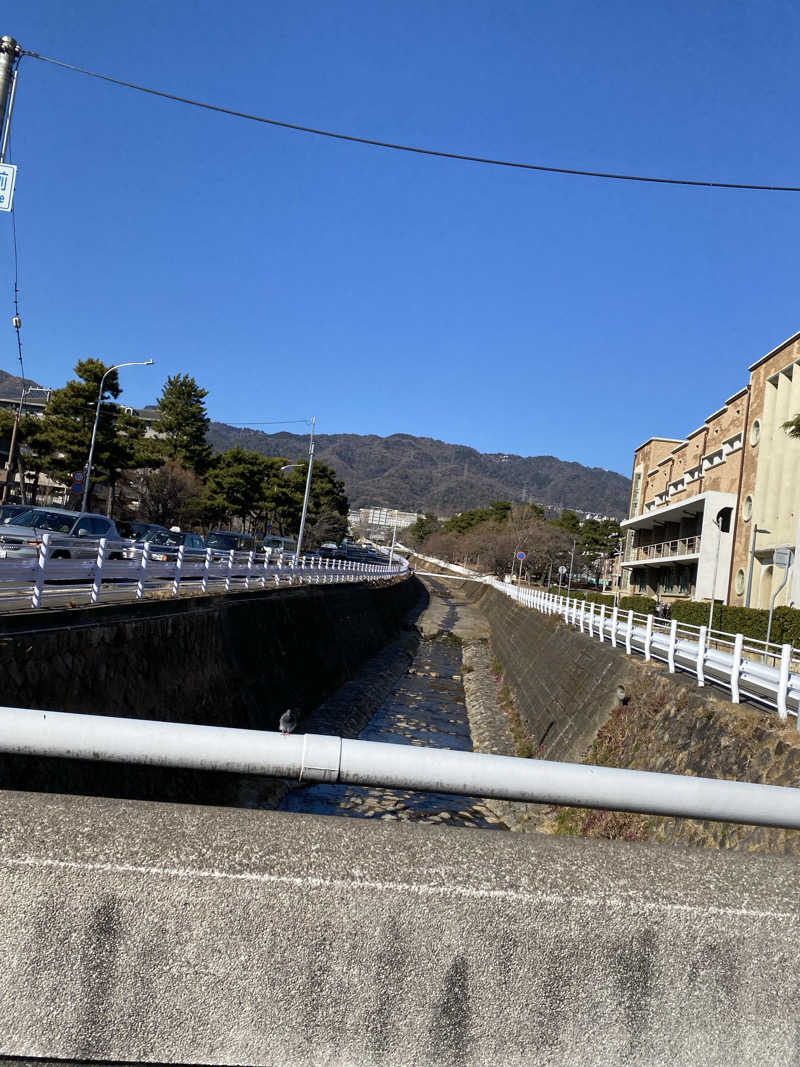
[[207, 424, 631, 517], [0, 369, 631, 516]]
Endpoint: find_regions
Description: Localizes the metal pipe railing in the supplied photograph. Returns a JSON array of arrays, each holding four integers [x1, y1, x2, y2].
[[2, 705, 800, 829]]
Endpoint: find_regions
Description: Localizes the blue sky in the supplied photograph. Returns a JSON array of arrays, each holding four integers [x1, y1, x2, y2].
[[1, 1, 799, 477]]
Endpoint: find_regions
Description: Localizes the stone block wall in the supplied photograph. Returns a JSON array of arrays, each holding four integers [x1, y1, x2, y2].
[[0, 576, 422, 805]]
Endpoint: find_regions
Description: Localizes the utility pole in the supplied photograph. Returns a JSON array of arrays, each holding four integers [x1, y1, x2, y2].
[[295, 416, 316, 560], [0, 37, 19, 152], [0, 37, 21, 504]]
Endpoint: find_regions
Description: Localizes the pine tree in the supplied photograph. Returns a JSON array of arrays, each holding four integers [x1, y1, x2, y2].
[[155, 374, 212, 475], [25, 359, 148, 509]]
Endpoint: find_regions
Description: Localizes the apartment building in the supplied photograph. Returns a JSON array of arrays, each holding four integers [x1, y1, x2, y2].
[[621, 330, 800, 611]]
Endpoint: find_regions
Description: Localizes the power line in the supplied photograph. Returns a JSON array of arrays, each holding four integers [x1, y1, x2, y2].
[[20, 48, 800, 194]]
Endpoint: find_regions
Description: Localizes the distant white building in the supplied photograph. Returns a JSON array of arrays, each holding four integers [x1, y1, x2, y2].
[[349, 506, 419, 542]]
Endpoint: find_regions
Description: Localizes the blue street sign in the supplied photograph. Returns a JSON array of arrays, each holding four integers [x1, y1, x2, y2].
[[516, 551, 526, 560]]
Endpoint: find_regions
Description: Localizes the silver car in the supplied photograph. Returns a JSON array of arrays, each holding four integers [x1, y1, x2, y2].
[[0, 507, 124, 559]]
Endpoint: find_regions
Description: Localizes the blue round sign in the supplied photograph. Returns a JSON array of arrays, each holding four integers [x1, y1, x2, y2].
[[516, 551, 526, 561]]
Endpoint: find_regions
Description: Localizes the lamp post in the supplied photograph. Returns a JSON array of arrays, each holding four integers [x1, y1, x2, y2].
[[745, 524, 770, 608], [1, 385, 49, 505], [82, 360, 154, 513], [389, 509, 398, 565]]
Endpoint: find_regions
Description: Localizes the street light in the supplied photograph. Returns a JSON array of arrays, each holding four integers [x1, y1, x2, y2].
[[82, 360, 154, 512], [745, 524, 770, 609], [1, 385, 50, 505]]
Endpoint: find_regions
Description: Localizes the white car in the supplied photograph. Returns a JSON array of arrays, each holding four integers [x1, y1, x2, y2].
[[0, 507, 124, 559]]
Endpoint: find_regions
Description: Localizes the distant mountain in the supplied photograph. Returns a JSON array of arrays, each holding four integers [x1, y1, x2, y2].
[[0, 365, 631, 516], [208, 424, 631, 518], [0, 369, 44, 397]]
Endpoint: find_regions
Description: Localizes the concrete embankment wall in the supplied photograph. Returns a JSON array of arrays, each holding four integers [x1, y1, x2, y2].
[[0, 576, 421, 804], [3, 788, 800, 1067]]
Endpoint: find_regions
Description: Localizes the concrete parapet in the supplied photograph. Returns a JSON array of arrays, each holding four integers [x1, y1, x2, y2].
[[2, 788, 800, 1066]]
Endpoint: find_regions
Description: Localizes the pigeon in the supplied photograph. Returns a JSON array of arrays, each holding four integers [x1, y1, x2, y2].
[[615, 684, 629, 707], [279, 708, 298, 735]]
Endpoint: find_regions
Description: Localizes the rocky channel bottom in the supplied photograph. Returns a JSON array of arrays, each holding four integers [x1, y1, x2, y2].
[[279, 634, 508, 829]]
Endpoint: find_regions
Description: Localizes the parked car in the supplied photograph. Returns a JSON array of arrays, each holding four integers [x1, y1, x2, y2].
[[0, 507, 124, 559], [143, 529, 207, 562], [205, 530, 257, 554], [0, 503, 28, 525], [115, 520, 168, 541]]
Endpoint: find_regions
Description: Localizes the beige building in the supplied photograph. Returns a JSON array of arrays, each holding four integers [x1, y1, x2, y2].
[[621, 330, 800, 611]]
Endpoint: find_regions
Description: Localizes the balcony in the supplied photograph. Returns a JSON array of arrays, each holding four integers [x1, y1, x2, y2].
[[623, 535, 701, 568]]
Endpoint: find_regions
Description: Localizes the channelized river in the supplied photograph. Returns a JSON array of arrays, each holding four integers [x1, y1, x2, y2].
[[279, 633, 507, 829]]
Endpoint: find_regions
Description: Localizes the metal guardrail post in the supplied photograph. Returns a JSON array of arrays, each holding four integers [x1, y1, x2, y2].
[[778, 644, 792, 721], [644, 614, 653, 662], [667, 618, 678, 673], [245, 550, 255, 590], [136, 542, 151, 600], [599, 604, 606, 643], [225, 548, 235, 592], [588, 602, 595, 637], [696, 625, 707, 686], [730, 632, 743, 703], [579, 600, 586, 633], [89, 537, 107, 605], [626, 610, 633, 654], [201, 547, 212, 593], [30, 532, 50, 609], [610, 606, 618, 647], [172, 544, 185, 597]]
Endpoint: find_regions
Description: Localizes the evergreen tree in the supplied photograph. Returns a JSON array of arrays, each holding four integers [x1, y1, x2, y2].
[[25, 359, 148, 509], [155, 373, 212, 475]]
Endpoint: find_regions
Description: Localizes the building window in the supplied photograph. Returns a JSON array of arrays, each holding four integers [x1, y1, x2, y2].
[[735, 568, 745, 596], [750, 420, 761, 446], [742, 495, 753, 521]]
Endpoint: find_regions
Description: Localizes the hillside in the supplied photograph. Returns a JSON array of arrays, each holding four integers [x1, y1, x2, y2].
[[208, 424, 631, 517], [0, 369, 44, 396], [0, 366, 631, 515]]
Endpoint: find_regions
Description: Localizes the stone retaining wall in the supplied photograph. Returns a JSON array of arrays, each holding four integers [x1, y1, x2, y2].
[[0, 576, 421, 805]]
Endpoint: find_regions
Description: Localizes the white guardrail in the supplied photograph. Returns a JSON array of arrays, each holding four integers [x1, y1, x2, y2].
[[0, 534, 409, 610], [412, 551, 800, 725], [500, 582, 800, 726]]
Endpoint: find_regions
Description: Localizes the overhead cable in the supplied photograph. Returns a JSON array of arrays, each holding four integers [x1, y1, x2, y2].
[[20, 48, 800, 194]]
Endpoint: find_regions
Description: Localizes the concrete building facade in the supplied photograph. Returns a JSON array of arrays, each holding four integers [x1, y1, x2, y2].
[[621, 331, 800, 612]]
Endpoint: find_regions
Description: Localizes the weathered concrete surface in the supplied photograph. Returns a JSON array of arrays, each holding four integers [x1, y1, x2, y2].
[[3, 788, 800, 1066]]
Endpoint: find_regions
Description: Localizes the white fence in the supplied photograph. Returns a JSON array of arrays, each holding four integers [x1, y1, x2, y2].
[[411, 551, 800, 725], [496, 581, 800, 725], [0, 534, 408, 610]]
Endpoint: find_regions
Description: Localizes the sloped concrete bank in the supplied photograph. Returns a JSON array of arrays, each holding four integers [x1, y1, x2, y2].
[[415, 566, 800, 854], [0, 575, 421, 805]]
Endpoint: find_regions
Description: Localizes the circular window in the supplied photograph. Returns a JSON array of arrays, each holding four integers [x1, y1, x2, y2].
[[742, 495, 753, 521], [751, 420, 761, 446], [735, 568, 745, 596]]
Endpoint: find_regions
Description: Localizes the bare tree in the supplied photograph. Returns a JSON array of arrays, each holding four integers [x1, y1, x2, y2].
[[131, 461, 205, 528]]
